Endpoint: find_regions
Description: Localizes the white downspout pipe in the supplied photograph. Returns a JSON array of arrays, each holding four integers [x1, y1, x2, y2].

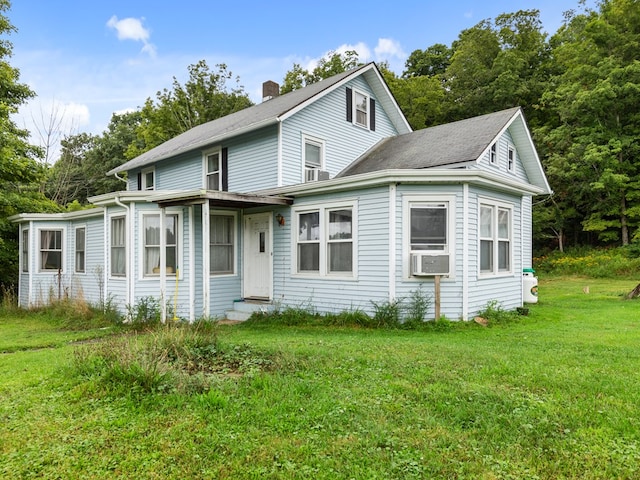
[[189, 205, 195, 322], [160, 207, 167, 322], [389, 183, 397, 302], [462, 184, 469, 321]]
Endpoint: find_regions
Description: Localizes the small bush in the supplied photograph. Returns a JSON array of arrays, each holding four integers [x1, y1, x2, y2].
[[126, 296, 161, 326], [370, 298, 404, 327], [72, 322, 274, 396], [476, 300, 521, 325]]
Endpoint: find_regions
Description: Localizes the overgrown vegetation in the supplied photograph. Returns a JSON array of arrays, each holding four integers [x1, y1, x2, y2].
[[72, 322, 275, 396], [1, 277, 639, 478], [534, 245, 640, 278]]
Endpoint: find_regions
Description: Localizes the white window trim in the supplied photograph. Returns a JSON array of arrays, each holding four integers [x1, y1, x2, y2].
[[203, 147, 222, 191], [37, 227, 66, 273], [301, 133, 325, 182], [478, 197, 514, 278], [74, 225, 87, 274], [21, 228, 29, 273], [139, 209, 183, 280], [489, 142, 498, 166], [351, 88, 370, 130], [142, 168, 155, 191], [402, 195, 456, 279], [507, 145, 515, 173], [109, 214, 127, 279], [292, 200, 358, 279], [210, 210, 238, 277]]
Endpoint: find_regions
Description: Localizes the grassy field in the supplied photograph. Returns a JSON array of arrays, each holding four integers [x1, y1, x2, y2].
[[1, 276, 639, 479]]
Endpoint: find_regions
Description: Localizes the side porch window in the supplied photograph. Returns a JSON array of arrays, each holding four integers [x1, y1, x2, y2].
[[21, 229, 29, 273], [410, 203, 448, 252], [110, 216, 126, 277], [210, 213, 236, 275], [75, 227, 86, 273], [143, 213, 179, 276], [39, 229, 63, 272]]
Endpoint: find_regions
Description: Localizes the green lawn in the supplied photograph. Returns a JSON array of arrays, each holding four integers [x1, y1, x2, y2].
[[1, 276, 639, 479]]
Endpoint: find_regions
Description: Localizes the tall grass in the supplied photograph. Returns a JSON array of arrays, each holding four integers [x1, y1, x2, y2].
[[534, 245, 640, 277]]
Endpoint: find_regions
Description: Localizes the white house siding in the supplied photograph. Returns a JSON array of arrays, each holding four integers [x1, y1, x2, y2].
[[522, 195, 533, 268], [227, 126, 279, 192], [395, 184, 466, 320], [280, 77, 399, 186]]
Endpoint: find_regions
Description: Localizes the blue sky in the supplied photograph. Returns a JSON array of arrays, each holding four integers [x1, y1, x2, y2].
[[9, 0, 589, 160]]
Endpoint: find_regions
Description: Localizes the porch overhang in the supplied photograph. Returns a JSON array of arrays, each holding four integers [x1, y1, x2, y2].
[[148, 189, 293, 209]]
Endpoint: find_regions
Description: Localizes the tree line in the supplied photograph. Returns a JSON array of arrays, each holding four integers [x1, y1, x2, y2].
[[1, 0, 639, 290]]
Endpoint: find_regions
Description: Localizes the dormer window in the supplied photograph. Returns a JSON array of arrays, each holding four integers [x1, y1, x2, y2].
[[346, 87, 376, 131]]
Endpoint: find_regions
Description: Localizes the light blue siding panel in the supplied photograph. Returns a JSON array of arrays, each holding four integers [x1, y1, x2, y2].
[[475, 130, 530, 184], [227, 126, 279, 192], [156, 153, 203, 190], [281, 77, 399, 186]]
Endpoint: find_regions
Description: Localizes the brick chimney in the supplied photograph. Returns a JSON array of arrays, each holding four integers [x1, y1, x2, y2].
[[262, 80, 279, 102]]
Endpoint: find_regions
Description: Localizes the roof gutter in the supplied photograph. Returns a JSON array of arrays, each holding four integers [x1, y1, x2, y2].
[[254, 169, 549, 198]]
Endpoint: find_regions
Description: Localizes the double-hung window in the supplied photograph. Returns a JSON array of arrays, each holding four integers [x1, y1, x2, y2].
[[346, 87, 375, 131], [40, 229, 63, 271], [480, 201, 512, 275], [295, 203, 355, 277], [143, 213, 178, 276], [303, 135, 324, 182], [210, 213, 235, 275], [110, 217, 126, 277], [75, 227, 86, 273], [204, 148, 228, 191], [508, 146, 515, 172], [21, 229, 29, 273], [490, 142, 497, 165], [143, 169, 154, 190]]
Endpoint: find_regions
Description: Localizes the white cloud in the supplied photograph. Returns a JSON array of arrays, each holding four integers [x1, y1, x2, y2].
[[106, 15, 157, 57], [374, 38, 406, 62]]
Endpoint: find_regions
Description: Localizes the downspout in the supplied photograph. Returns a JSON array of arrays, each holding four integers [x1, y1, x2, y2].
[[389, 183, 397, 302], [189, 205, 195, 322], [114, 172, 128, 185], [113, 194, 132, 309], [202, 201, 211, 318], [462, 184, 469, 321], [160, 208, 167, 322]]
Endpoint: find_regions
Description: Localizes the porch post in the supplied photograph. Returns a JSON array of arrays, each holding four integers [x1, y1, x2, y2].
[[202, 201, 210, 318], [160, 207, 167, 322]]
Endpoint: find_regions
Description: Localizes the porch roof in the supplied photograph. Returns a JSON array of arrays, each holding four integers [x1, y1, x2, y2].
[[147, 190, 293, 209]]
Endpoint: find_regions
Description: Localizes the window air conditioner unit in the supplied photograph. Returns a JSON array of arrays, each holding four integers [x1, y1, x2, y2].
[[411, 253, 450, 276], [305, 168, 330, 182]]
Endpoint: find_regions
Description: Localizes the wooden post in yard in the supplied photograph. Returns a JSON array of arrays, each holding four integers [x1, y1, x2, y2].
[[434, 275, 441, 320]]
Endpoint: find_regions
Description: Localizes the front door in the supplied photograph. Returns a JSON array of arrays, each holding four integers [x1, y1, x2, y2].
[[243, 213, 272, 299]]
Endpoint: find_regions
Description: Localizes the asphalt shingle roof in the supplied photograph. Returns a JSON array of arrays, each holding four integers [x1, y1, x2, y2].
[[108, 64, 372, 176], [337, 107, 521, 177]]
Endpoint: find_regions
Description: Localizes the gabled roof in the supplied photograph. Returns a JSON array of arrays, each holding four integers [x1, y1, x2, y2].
[[108, 62, 411, 176], [337, 107, 551, 194]]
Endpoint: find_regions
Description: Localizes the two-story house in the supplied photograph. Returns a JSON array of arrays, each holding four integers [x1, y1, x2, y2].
[[12, 62, 551, 321]]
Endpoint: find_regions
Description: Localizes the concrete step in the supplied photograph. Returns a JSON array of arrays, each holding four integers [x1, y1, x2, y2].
[[224, 299, 274, 322]]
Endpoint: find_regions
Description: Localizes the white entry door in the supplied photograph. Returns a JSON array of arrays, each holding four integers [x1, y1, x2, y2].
[[243, 213, 272, 299]]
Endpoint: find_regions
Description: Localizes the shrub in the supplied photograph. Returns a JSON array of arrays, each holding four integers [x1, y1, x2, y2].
[[476, 300, 521, 325]]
